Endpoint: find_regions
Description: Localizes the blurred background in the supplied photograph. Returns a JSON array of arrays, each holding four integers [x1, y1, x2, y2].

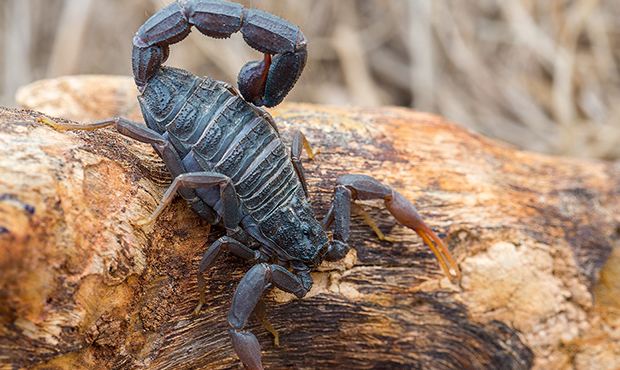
[[1, 0, 619, 159]]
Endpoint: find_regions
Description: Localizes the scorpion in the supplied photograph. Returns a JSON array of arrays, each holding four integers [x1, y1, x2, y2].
[[41, 0, 461, 368]]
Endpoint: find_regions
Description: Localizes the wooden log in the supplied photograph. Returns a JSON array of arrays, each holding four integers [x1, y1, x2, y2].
[[1, 75, 619, 369]]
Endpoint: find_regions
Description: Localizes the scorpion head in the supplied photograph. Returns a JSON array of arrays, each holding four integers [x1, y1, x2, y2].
[[291, 202, 330, 267], [260, 195, 329, 267], [299, 219, 330, 268]]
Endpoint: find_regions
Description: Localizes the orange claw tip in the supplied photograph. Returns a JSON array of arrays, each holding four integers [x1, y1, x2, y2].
[[36, 116, 63, 130], [416, 224, 461, 283]]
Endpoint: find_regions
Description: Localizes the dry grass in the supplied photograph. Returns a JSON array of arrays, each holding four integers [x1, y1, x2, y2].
[[2, 0, 619, 159]]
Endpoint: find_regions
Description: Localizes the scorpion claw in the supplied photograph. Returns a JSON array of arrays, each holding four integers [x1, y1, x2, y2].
[[229, 329, 263, 370], [385, 190, 461, 282], [333, 174, 461, 283]]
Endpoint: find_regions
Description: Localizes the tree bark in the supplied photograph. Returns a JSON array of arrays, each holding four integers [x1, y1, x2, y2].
[[1, 75, 619, 369]]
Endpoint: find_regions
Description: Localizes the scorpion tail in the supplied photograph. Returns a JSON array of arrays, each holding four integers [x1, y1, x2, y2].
[[132, 0, 306, 107]]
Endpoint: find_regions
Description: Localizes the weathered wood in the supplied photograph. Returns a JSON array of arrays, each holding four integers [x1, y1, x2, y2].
[[1, 75, 619, 369]]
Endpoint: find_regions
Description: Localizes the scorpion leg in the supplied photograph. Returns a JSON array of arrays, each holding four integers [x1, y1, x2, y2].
[[351, 203, 397, 242], [38, 116, 187, 174], [194, 236, 261, 315], [321, 185, 351, 262], [38, 116, 219, 223], [253, 299, 280, 347], [229, 263, 312, 370], [137, 172, 241, 232], [290, 130, 318, 197], [324, 174, 461, 282]]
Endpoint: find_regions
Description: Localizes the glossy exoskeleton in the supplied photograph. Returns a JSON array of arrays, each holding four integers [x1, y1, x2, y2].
[[41, 1, 460, 368]]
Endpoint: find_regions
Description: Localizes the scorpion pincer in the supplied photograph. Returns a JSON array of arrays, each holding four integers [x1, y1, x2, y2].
[[40, 0, 461, 368]]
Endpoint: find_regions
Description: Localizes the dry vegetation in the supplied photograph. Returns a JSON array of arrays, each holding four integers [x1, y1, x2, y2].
[[1, 0, 620, 159]]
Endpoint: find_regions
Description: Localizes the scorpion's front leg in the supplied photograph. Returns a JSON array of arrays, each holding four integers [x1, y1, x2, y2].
[[229, 263, 312, 370], [323, 174, 461, 282], [39, 117, 184, 175], [38, 116, 220, 223]]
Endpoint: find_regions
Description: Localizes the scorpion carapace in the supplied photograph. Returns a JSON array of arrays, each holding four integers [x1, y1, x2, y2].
[[39, 1, 460, 368]]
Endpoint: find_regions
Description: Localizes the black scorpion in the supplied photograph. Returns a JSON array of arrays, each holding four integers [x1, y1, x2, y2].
[[41, 1, 461, 368]]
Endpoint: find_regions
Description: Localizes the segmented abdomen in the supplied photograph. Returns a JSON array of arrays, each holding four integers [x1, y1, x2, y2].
[[143, 67, 304, 223], [191, 88, 304, 222]]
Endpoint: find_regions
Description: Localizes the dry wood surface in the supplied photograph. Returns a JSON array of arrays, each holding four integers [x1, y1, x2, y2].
[[1, 75, 619, 369]]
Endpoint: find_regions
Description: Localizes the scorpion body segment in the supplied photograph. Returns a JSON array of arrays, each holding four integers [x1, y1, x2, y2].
[[42, 1, 460, 368]]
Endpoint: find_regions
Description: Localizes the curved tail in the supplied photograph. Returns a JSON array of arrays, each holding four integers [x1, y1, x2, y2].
[[132, 0, 307, 107]]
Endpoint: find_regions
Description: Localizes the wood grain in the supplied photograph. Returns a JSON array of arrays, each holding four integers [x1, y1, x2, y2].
[[1, 76, 619, 369]]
